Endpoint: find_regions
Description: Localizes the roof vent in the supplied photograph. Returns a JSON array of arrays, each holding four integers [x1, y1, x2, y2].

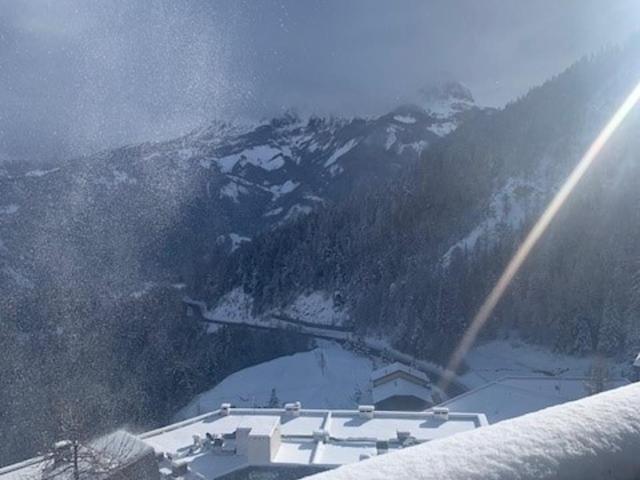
[[284, 401, 301, 416], [433, 407, 449, 421], [358, 405, 375, 419], [220, 403, 232, 416]]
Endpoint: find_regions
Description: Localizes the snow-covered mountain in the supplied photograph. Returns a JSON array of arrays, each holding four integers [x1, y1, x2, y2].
[[204, 40, 640, 362], [0, 82, 487, 295]]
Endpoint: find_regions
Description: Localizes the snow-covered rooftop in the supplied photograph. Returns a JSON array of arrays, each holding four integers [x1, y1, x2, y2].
[[371, 362, 429, 383], [437, 375, 629, 424], [141, 404, 487, 479], [371, 362, 434, 407]]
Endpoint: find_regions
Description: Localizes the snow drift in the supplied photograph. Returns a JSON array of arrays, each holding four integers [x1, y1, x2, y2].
[[306, 383, 640, 480]]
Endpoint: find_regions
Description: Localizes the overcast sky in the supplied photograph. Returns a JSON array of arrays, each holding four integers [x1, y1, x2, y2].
[[1, 0, 639, 162]]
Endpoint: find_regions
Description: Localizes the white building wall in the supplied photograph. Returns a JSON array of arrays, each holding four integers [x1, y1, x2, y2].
[[269, 425, 281, 462], [372, 378, 432, 404]]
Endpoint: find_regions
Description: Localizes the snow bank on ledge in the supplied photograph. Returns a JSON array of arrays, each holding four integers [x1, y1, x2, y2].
[[307, 383, 640, 480]]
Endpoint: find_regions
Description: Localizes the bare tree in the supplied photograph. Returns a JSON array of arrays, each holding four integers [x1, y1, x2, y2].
[[30, 431, 156, 480]]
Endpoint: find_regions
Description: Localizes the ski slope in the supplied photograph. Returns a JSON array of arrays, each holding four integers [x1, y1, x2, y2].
[[175, 341, 376, 420]]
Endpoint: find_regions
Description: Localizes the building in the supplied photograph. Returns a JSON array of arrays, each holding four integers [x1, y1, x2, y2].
[[436, 375, 630, 424], [370, 362, 434, 410], [0, 404, 487, 480], [142, 402, 487, 479], [0, 430, 159, 480]]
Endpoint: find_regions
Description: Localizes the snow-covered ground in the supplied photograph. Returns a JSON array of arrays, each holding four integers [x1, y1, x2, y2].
[[207, 288, 255, 327], [219, 181, 248, 202], [324, 139, 358, 167], [460, 338, 627, 388], [217, 145, 285, 173], [442, 178, 542, 265], [174, 341, 376, 421], [439, 376, 629, 423], [434, 337, 632, 422], [24, 167, 60, 177], [393, 114, 417, 124], [283, 292, 349, 326], [209, 288, 350, 329], [269, 180, 299, 200], [228, 233, 251, 252]]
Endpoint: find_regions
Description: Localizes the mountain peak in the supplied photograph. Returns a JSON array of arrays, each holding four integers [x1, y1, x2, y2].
[[419, 81, 474, 104], [417, 81, 476, 119]]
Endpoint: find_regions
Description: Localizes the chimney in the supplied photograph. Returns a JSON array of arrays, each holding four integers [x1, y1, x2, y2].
[[284, 401, 301, 417], [220, 403, 232, 416]]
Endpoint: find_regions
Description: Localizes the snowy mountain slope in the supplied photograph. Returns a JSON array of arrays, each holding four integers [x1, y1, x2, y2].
[[307, 382, 640, 480], [0, 82, 487, 297], [204, 40, 640, 364], [205, 288, 349, 332]]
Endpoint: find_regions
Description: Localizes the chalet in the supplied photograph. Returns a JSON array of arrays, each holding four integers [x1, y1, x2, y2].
[[371, 362, 434, 410]]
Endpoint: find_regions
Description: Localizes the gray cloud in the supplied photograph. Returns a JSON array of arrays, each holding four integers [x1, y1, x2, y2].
[[1, 0, 638, 162]]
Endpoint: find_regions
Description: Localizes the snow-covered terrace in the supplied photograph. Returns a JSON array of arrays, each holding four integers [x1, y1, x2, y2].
[[141, 404, 487, 479]]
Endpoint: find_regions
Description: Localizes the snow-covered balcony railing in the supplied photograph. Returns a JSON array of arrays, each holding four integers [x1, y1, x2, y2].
[[306, 382, 640, 480]]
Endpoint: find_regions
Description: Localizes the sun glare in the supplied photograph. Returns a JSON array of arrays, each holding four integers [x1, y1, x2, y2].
[[440, 79, 640, 390]]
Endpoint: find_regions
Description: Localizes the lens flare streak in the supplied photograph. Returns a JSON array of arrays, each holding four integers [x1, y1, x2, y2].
[[441, 79, 640, 389]]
